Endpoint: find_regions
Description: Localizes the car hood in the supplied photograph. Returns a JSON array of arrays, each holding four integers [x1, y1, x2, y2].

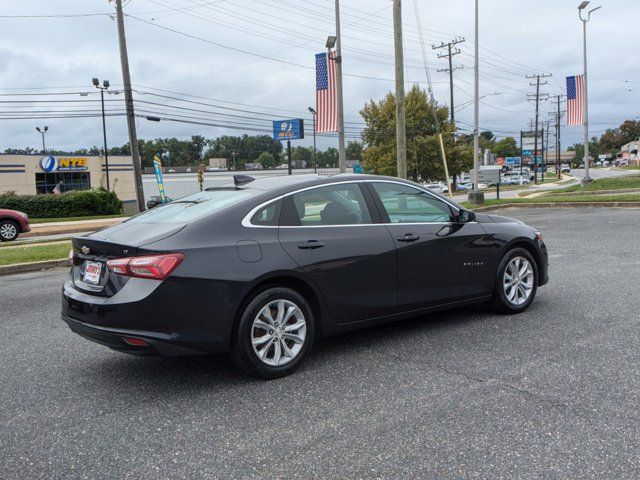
[[475, 213, 521, 224]]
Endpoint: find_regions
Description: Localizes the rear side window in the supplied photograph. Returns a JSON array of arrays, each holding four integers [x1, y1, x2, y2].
[[281, 183, 372, 226], [250, 200, 281, 226]]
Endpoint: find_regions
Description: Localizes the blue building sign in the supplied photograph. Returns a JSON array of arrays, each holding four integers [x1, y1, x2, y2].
[[505, 156, 521, 166], [273, 119, 304, 141]]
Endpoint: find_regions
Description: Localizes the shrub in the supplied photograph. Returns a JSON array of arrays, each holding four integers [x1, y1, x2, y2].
[[0, 188, 123, 218]]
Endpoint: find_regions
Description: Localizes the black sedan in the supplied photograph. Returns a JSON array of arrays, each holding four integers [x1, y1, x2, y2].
[[62, 174, 548, 378]]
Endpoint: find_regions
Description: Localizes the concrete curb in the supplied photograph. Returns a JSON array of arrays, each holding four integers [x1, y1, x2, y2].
[[0, 259, 68, 276], [473, 202, 640, 212]]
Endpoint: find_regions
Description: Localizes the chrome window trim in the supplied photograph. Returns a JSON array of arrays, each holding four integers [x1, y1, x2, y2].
[[240, 179, 465, 229]]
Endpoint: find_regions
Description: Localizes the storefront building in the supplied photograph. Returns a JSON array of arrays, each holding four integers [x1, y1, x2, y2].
[[0, 154, 138, 208]]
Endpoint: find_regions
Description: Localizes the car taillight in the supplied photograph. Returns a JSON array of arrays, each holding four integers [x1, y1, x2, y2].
[[68, 249, 75, 266], [106, 253, 184, 280]]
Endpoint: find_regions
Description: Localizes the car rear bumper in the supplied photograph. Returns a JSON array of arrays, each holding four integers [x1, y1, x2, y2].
[[61, 272, 241, 356], [62, 314, 210, 356]]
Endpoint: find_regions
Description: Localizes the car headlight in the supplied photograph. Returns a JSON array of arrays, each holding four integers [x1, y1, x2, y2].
[[534, 230, 543, 241], [17, 211, 28, 219]]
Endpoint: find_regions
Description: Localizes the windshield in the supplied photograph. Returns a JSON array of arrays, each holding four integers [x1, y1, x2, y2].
[[127, 189, 257, 224]]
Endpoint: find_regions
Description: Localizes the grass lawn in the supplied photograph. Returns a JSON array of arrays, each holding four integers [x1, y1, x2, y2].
[[29, 214, 128, 224], [461, 193, 640, 210], [555, 175, 640, 193], [0, 241, 71, 266]]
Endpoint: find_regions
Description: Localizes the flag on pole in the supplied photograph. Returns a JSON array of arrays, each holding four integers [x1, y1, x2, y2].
[[566, 75, 585, 127], [315, 52, 338, 133], [52, 182, 62, 195]]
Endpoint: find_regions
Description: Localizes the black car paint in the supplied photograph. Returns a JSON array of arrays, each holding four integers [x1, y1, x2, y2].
[[62, 175, 548, 356]]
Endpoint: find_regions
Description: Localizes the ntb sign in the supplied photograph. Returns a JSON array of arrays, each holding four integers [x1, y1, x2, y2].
[[273, 119, 304, 141]]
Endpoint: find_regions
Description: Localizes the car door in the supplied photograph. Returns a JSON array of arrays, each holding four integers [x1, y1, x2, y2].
[[367, 181, 493, 311], [278, 182, 397, 324]]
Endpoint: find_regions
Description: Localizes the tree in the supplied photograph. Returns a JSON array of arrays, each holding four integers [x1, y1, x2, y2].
[[292, 146, 312, 163], [346, 140, 363, 161], [493, 137, 518, 158], [360, 84, 472, 183], [257, 151, 276, 169]]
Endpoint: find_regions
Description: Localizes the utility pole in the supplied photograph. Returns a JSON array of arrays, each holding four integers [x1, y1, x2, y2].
[[526, 73, 551, 184], [114, 0, 145, 212], [550, 94, 564, 175], [333, 0, 346, 173], [433, 37, 465, 123], [468, 0, 483, 204], [392, 0, 407, 179]]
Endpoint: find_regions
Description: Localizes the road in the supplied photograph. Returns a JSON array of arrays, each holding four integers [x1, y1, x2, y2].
[[2, 207, 640, 479], [570, 166, 639, 181]]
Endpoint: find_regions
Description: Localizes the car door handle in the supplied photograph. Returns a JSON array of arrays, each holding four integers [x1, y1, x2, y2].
[[298, 240, 325, 250], [397, 233, 419, 243]]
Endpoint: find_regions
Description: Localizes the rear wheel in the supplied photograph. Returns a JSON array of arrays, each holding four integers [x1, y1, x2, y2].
[[0, 220, 19, 241], [490, 247, 538, 313], [231, 287, 315, 379]]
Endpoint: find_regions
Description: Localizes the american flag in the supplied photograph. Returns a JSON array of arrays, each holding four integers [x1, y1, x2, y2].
[[566, 75, 585, 127], [315, 52, 338, 133], [52, 182, 62, 195]]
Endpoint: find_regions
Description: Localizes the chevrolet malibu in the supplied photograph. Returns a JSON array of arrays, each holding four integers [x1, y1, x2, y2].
[[62, 174, 548, 378]]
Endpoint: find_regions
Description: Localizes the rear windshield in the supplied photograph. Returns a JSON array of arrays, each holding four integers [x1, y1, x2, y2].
[[128, 189, 257, 224]]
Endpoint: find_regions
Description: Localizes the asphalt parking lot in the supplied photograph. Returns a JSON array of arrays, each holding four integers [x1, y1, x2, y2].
[[1, 207, 640, 479]]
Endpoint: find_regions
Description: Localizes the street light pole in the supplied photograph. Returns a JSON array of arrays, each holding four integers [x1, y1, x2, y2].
[[35, 126, 48, 154], [308, 107, 317, 173], [578, 1, 600, 183], [333, 0, 346, 173], [468, 0, 483, 204], [93, 78, 111, 191]]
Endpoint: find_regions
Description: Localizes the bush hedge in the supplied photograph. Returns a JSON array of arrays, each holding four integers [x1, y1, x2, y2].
[[0, 189, 123, 218]]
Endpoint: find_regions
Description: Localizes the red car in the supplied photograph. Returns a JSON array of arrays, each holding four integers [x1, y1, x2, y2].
[[0, 209, 31, 241]]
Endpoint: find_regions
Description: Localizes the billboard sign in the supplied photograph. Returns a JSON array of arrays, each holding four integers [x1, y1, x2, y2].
[[506, 156, 521, 166], [273, 119, 304, 141]]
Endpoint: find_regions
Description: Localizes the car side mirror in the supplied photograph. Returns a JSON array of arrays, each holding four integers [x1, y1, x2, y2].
[[457, 209, 476, 223]]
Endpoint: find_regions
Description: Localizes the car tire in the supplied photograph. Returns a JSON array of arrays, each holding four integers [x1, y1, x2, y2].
[[231, 287, 315, 379], [0, 220, 19, 241], [490, 247, 538, 314]]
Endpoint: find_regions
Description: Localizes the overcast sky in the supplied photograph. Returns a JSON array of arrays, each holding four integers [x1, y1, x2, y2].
[[1, 0, 638, 153]]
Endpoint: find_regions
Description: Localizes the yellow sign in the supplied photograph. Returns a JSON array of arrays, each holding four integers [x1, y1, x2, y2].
[[58, 157, 88, 170]]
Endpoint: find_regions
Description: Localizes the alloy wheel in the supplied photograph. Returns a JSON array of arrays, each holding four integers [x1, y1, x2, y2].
[[503, 256, 534, 306], [251, 299, 307, 367], [0, 223, 17, 240]]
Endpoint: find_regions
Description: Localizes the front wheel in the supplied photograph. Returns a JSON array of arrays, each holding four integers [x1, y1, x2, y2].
[[231, 287, 315, 379], [0, 220, 19, 241], [490, 248, 538, 314]]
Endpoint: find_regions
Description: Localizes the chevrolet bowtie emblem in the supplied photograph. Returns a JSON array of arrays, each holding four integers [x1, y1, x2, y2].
[[81, 246, 90, 255]]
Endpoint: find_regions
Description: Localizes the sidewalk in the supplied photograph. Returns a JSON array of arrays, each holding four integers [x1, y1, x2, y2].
[[23, 217, 127, 238]]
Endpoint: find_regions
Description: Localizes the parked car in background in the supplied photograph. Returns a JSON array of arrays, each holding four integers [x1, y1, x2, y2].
[[510, 175, 531, 185], [0, 209, 31, 241], [560, 165, 571, 173], [423, 182, 448, 195], [146, 196, 173, 210]]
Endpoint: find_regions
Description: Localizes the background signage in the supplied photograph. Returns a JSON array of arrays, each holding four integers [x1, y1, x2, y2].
[[273, 119, 304, 141], [39, 156, 88, 172], [152, 155, 167, 204], [505, 156, 521, 166]]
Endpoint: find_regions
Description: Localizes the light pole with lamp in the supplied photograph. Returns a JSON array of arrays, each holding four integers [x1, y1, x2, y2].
[[92, 78, 112, 190], [35, 126, 48, 154], [578, 1, 601, 183], [325, 32, 345, 173], [308, 106, 317, 173]]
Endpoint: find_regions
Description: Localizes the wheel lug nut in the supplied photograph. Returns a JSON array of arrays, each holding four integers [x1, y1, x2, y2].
[[269, 330, 274, 335]]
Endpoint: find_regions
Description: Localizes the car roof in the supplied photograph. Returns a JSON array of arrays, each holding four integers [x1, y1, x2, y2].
[[226, 173, 465, 210]]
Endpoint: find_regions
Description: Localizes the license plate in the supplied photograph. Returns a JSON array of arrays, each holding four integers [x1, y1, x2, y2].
[[83, 261, 103, 285]]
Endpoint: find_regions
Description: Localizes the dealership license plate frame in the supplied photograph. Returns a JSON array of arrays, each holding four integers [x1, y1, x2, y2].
[[82, 261, 103, 285]]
